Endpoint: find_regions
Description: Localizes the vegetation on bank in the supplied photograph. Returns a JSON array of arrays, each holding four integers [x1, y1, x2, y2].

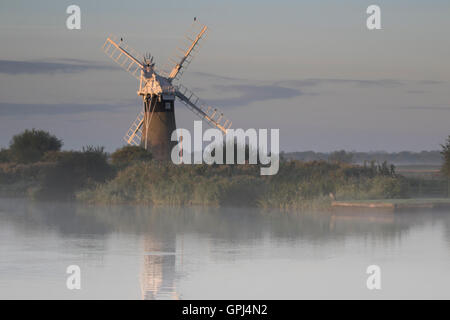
[[1, 130, 449, 210], [110, 145, 153, 168], [0, 146, 113, 200], [77, 160, 409, 210], [0, 130, 114, 199]]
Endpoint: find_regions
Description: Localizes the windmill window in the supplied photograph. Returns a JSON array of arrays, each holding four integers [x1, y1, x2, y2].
[[165, 102, 171, 110]]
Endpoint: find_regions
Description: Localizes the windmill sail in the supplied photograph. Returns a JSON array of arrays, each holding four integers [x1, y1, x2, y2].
[[175, 84, 231, 134], [102, 35, 144, 81], [124, 110, 144, 146], [162, 23, 208, 82]]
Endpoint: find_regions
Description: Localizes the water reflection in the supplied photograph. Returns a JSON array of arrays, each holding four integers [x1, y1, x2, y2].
[[0, 198, 449, 299], [140, 234, 179, 300], [1, 198, 437, 243]]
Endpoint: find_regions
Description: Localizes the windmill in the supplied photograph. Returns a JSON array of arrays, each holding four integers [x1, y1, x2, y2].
[[102, 22, 232, 160]]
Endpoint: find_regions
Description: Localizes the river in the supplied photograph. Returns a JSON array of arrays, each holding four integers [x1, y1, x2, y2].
[[0, 198, 449, 299]]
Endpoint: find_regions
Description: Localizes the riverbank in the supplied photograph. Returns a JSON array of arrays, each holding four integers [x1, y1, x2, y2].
[[332, 198, 450, 212], [2, 155, 448, 211]]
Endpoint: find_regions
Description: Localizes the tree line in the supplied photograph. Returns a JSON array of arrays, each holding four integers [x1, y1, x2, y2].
[[282, 150, 443, 165]]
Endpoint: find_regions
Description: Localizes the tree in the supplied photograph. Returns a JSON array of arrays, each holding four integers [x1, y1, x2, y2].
[[441, 136, 450, 178], [9, 129, 62, 163], [111, 145, 153, 168]]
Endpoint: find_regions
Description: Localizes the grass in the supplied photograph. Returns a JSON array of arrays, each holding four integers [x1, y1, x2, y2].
[[76, 160, 411, 210]]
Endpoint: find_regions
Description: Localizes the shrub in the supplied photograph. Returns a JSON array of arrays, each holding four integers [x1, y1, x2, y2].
[[205, 139, 260, 164], [111, 145, 153, 168], [0, 162, 54, 197], [37, 146, 113, 200], [42, 150, 68, 162], [9, 129, 62, 163], [0, 149, 11, 163]]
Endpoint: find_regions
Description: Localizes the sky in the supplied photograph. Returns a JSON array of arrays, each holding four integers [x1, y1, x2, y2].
[[0, 0, 449, 152]]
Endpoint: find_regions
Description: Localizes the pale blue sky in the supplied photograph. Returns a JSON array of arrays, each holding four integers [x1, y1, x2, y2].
[[0, 1, 449, 152]]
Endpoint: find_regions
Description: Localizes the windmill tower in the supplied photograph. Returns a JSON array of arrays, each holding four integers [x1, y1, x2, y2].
[[102, 22, 232, 161]]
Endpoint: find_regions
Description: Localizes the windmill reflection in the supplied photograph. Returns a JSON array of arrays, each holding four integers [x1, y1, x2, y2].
[[140, 233, 182, 300]]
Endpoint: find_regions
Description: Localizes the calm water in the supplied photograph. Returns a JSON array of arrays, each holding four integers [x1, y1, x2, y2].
[[0, 198, 450, 299]]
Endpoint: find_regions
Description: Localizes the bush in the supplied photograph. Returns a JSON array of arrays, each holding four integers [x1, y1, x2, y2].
[[41, 150, 68, 162], [0, 149, 11, 163], [441, 136, 450, 178], [204, 139, 260, 164], [0, 162, 54, 197], [111, 145, 153, 168], [36, 146, 113, 200], [9, 129, 62, 163]]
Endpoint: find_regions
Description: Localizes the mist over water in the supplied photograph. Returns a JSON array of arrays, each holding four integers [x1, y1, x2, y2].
[[0, 198, 449, 299]]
